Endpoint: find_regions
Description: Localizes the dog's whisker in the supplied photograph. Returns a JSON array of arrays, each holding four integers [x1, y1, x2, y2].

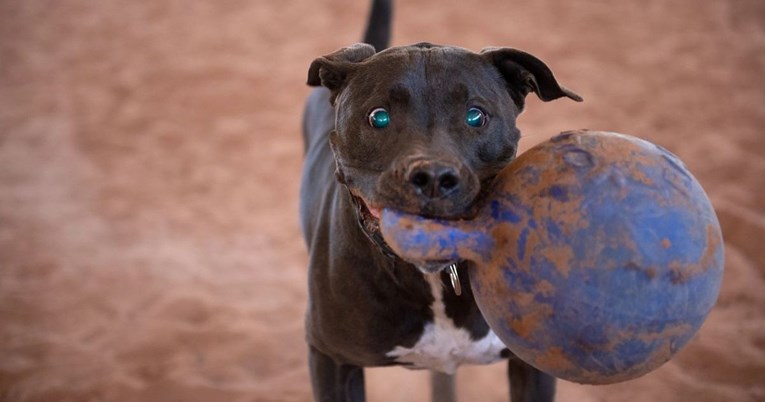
[[519, 133, 548, 140]]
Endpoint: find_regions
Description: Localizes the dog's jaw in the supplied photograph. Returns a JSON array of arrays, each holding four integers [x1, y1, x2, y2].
[[347, 189, 401, 260], [349, 190, 382, 235], [349, 189, 462, 274]]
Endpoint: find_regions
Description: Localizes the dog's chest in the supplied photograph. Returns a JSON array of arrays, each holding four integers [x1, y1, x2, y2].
[[386, 274, 506, 374]]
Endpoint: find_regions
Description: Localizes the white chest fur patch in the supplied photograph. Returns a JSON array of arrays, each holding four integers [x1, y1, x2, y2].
[[386, 273, 507, 374]]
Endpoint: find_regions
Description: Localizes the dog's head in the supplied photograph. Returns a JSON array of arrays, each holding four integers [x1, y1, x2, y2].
[[308, 43, 581, 271]]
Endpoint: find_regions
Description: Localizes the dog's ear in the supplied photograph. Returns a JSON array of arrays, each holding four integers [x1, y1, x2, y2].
[[481, 47, 582, 111], [307, 43, 376, 103]]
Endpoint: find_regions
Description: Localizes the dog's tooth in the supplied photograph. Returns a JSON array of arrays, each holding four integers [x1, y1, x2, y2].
[[369, 207, 382, 219]]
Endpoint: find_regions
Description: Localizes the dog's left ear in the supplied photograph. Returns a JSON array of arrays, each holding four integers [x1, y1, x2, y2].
[[482, 47, 583, 111], [307, 43, 377, 104]]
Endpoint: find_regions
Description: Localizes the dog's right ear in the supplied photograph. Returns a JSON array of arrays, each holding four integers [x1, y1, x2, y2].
[[307, 43, 376, 103]]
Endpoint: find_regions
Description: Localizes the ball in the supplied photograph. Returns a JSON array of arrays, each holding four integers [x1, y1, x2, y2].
[[380, 130, 725, 384], [469, 130, 724, 384]]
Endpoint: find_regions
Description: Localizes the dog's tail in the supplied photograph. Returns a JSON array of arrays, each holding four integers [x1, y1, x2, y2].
[[363, 0, 393, 51]]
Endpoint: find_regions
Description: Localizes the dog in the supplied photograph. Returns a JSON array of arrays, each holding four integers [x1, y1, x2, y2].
[[300, 1, 581, 401]]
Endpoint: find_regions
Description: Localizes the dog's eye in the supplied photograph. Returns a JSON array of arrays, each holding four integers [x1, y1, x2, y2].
[[466, 107, 487, 128], [368, 108, 390, 129]]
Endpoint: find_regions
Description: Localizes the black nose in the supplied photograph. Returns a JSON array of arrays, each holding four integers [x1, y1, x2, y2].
[[408, 162, 461, 199]]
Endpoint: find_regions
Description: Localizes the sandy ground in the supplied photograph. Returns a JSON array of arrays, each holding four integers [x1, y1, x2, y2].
[[1, 0, 764, 401]]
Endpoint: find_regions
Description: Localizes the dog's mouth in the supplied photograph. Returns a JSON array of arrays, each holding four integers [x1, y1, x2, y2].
[[350, 191, 383, 235], [349, 190, 462, 274], [348, 190, 397, 259]]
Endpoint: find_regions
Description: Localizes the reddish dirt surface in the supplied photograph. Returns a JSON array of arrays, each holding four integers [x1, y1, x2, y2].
[[1, 1, 764, 401]]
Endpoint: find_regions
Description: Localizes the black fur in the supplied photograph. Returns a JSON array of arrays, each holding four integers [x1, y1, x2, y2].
[[300, 1, 581, 401]]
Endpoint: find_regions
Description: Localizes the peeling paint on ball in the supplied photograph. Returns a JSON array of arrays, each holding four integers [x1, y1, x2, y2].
[[381, 130, 725, 384]]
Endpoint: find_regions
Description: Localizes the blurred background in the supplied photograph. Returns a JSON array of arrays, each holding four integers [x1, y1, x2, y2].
[[0, 0, 763, 401]]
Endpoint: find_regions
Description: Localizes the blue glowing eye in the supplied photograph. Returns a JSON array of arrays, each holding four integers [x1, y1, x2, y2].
[[368, 108, 390, 128], [466, 107, 487, 127]]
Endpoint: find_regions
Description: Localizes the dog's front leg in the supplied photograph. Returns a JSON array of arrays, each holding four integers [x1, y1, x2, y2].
[[431, 371, 456, 402], [309, 346, 365, 402], [508, 358, 556, 402]]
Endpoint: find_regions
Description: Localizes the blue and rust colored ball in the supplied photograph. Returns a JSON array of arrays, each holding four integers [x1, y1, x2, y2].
[[381, 130, 724, 384]]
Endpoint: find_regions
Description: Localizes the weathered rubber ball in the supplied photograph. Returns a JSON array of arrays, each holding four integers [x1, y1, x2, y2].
[[381, 130, 724, 384]]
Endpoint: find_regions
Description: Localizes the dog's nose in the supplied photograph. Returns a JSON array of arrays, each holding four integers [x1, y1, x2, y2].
[[407, 162, 461, 199]]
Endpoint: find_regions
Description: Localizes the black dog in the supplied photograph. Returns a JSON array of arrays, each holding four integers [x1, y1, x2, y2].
[[300, 1, 581, 401]]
